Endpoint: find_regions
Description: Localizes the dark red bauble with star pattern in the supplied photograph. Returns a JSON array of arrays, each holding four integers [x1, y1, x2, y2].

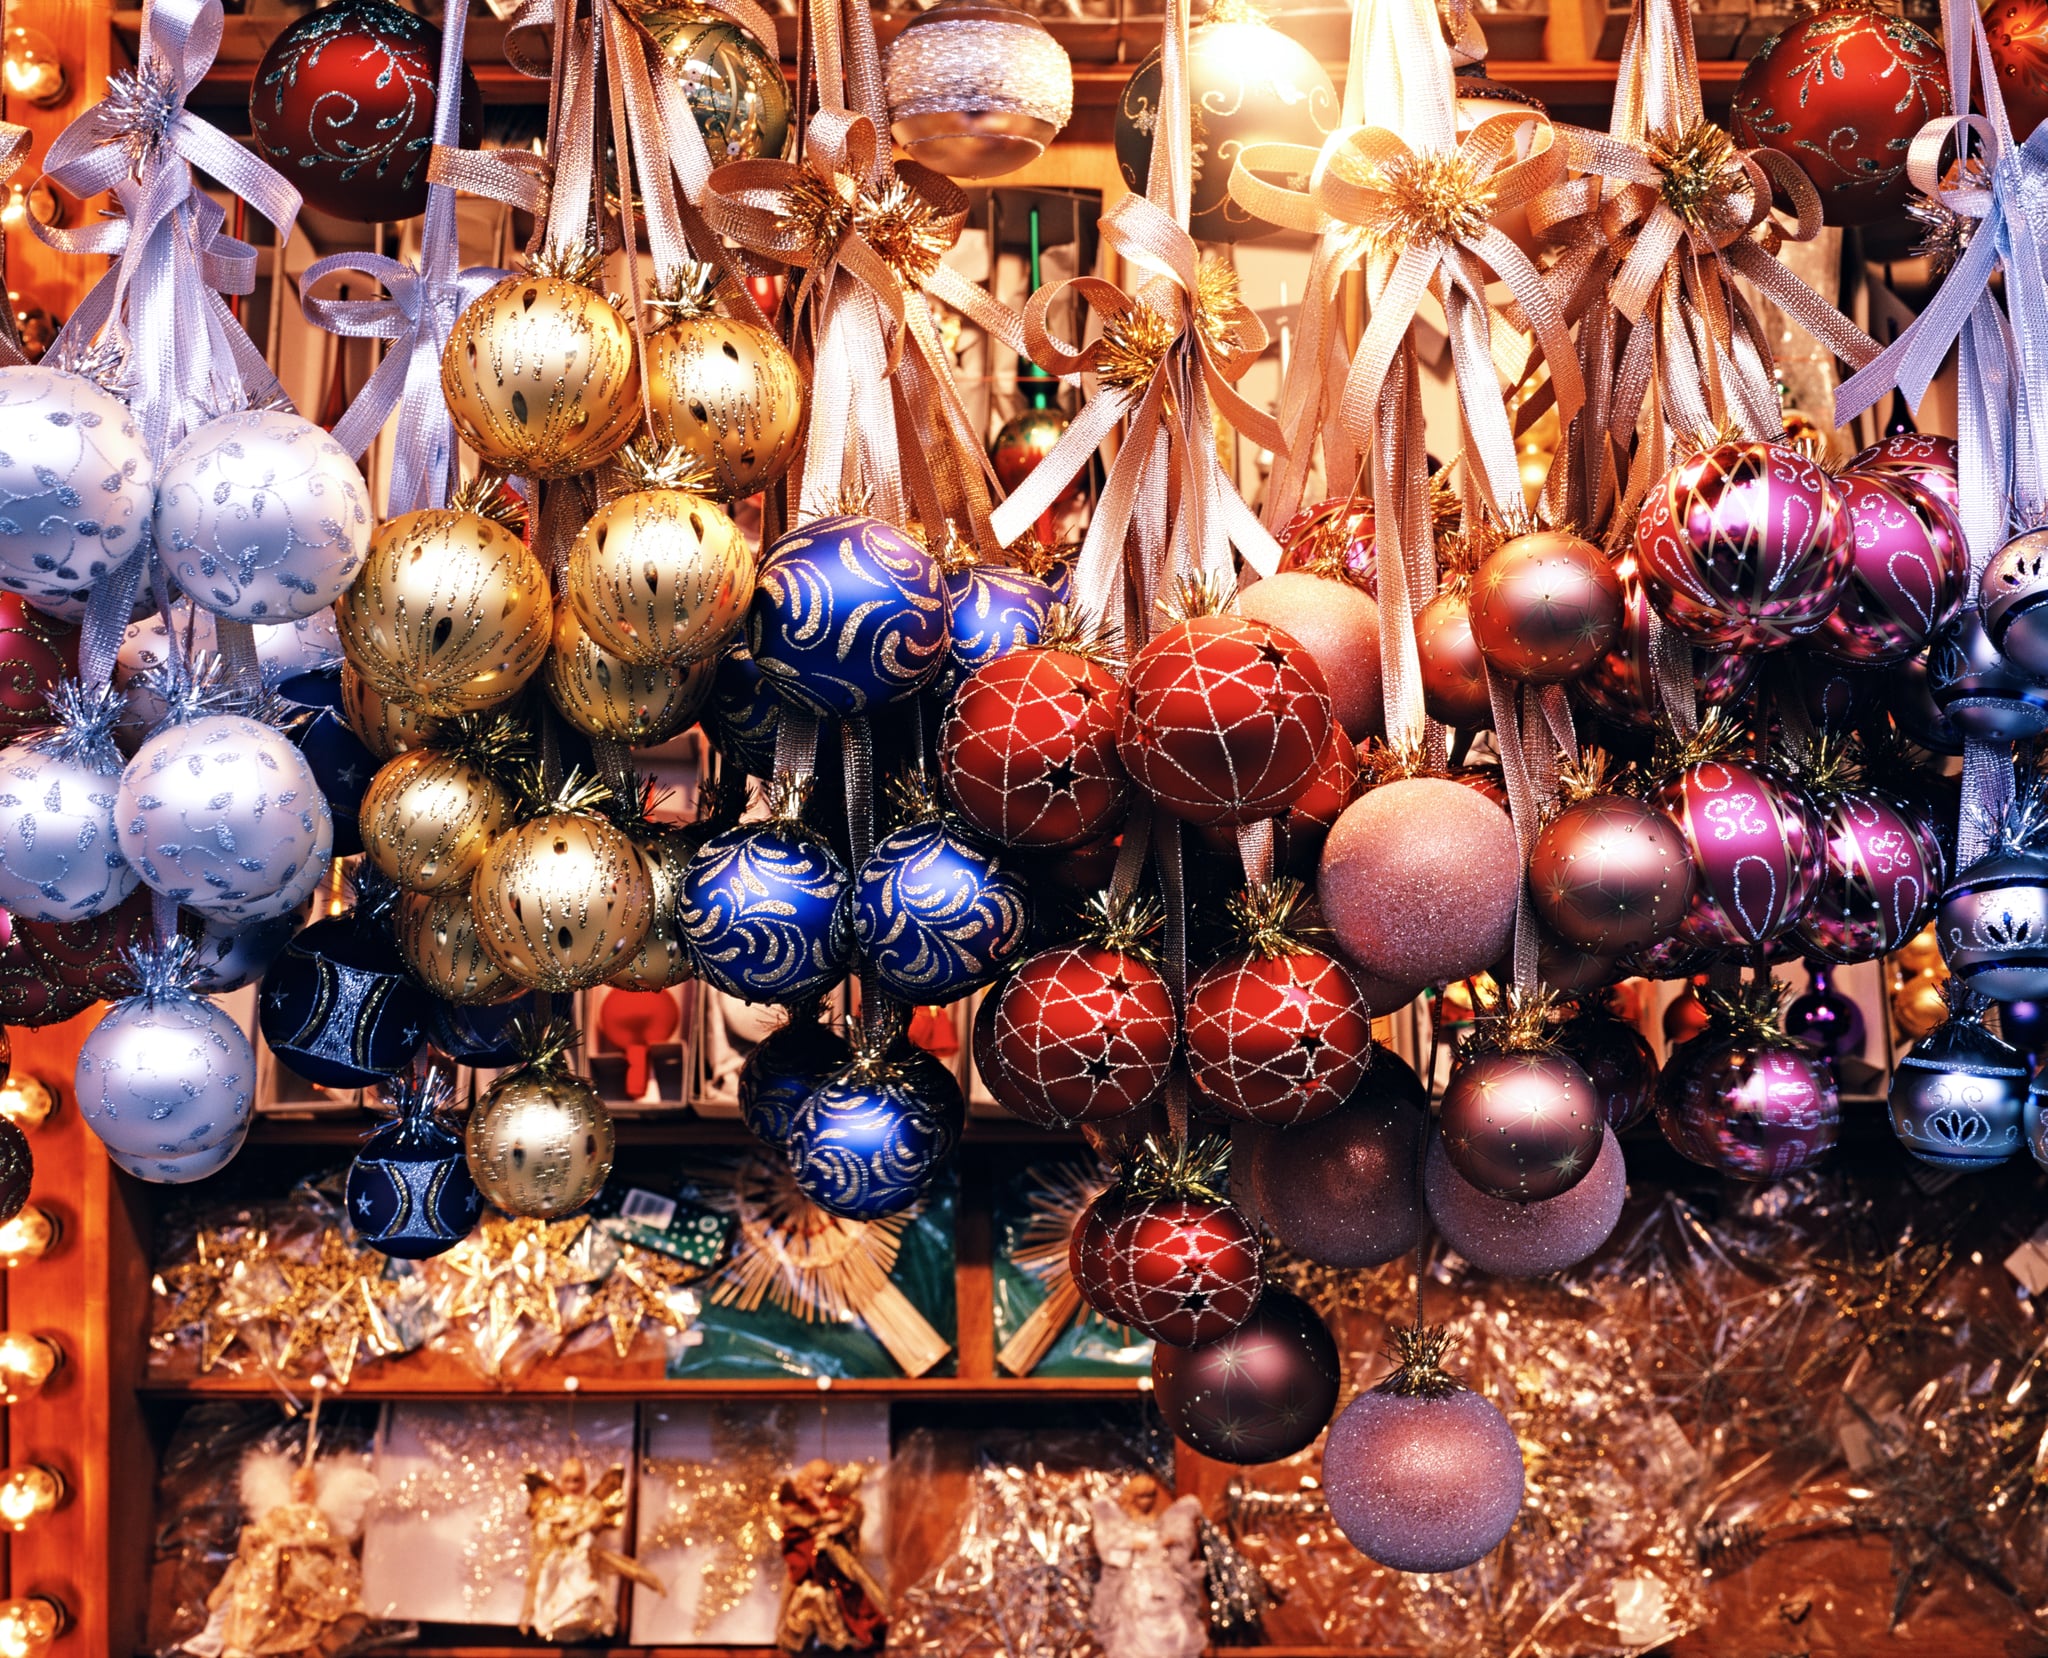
[[1196, 724, 1358, 877], [1468, 530, 1623, 685], [1186, 947, 1373, 1125], [1152, 1286, 1341, 1463], [1109, 1191, 1264, 1347], [1439, 1048, 1604, 1203], [0, 595, 76, 743], [990, 944, 1176, 1124], [942, 645, 1128, 849], [1529, 792, 1696, 954], [1070, 1186, 1140, 1325], [1118, 615, 1331, 826], [972, 980, 1066, 1129]]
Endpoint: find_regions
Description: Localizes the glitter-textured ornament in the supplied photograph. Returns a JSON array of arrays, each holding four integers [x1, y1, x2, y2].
[[1529, 757, 1695, 954], [0, 596, 74, 743], [106, 1123, 250, 1186], [1811, 472, 1965, 664], [545, 604, 715, 746], [1107, 1138, 1262, 1347], [0, 1120, 28, 1224], [1888, 993, 2029, 1169], [116, 604, 341, 742], [1153, 1287, 1340, 1464], [0, 368, 153, 608], [1851, 430, 1961, 516], [465, 1019, 616, 1217], [705, 639, 781, 777], [1938, 790, 2048, 1002], [641, 4, 791, 163], [272, 666, 377, 859], [259, 884, 427, 1090], [1322, 1324, 1525, 1573], [1468, 530, 1623, 685], [1978, 524, 2048, 678], [740, 1015, 853, 1148], [643, 267, 804, 498], [1555, 999, 1656, 1130], [1793, 777, 1943, 965], [0, 908, 95, 1027], [785, 1052, 960, 1220], [1926, 610, 2048, 742], [749, 514, 949, 717], [398, 885, 516, 1006], [1415, 585, 1492, 729], [428, 991, 542, 1066], [885, 0, 1073, 178], [155, 410, 373, 622], [358, 713, 523, 893], [1440, 994, 1604, 1202], [1656, 979, 1839, 1178], [0, 680, 136, 922], [1424, 1125, 1625, 1277], [608, 813, 700, 994], [340, 662, 441, 759], [1069, 1184, 1139, 1324], [679, 782, 852, 1003], [941, 555, 1070, 694], [346, 1069, 484, 1259], [853, 785, 1028, 1002], [1575, 547, 1756, 730], [15, 882, 156, 1006], [1656, 745, 1825, 949], [1238, 570, 1383, 742]]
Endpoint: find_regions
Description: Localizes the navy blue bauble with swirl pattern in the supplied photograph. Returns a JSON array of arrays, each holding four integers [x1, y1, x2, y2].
[[740, 1018, 853, 1148], [680, 820, 854, 1002], [748, 515, 950, 717], [786, 1060, 960, 1220], [939, 562, 1070, 696], [260, 907, 428, 1088], [345, 1075, 484, 1259], [854, 820, 1029, 1001], [706, 639, 782, 776]]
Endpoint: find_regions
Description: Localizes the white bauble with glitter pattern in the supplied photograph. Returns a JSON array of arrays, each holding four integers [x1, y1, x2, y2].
[[0, 739, 137, 922], [114, 602, 343, 743], [75, 990, 255, 1160], [0, 366, 154, 606]]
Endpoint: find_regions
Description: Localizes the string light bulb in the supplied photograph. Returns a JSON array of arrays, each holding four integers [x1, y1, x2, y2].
[[0, 1597, 63, 1658], [0, 1076, 53, 1132], [0, 1208, 54, 1269], [0, 1334, 58, 1403], [0, 1465, 63, 1531], [0, 27, 65, 107]]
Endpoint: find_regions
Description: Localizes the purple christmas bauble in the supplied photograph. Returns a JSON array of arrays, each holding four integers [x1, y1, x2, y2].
[[1889, 1003, 2028, 1170], [1424, 1124, 1625, 1278], [1554, 1003, 1657, 1130], [1793, 788, 1943, 965], [1152, 1287, 1341, 1464], [1657, 1021, 1839, 1179], [1783, 968, 1867, 1062], [1657, 757, 1825, 949], [1575, 549, 1757, 731], [1439, 1047, 1603, 1202], [1812, 473, 1966, 664]]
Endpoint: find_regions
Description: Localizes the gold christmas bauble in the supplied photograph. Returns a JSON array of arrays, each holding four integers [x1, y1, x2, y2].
[[567, 481, 753, 665], [340, 664, 442, 759], [1891, 971, 1950, 1039], [608, 825, 698, 991], [442, 258, 642, 480], [544, 605, 716, 745], [641, 7, 791, 163], [337, 496, 552, 717], [360, 747, 515, 892], [465, 1069, 615, 1217], [398, 886, 518, 1005], [1896, 925, 1943, 975], [471, 802, 656, 991], [644, 311, 804, 499]]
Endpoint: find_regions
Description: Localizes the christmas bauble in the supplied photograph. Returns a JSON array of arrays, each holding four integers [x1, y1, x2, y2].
[[1555, 1001, 1657, 1130], [1635, 440, 1852, 651], [337, 494, 551, 718], [359, 727, 517, 894], [105, 1121, 249, 1186], [1811, 472, 1965, 664], [785, 1058, 960, 1219], [608, 824, 700, 993], [466, 1059, 615, 1219], [1887, 648, 1966, 754], [941, 560, 1070, 694], [545, 604, 714, 746], [1657, 994, 1839, 1177], [1793, 786, 1943, 964], [339, 662, 441, 760], [0, 1119, 28, 1224], [1425, 1123, 1625, 1277], [1118, 613, 1330, 826], [1926, 610, 2048, 741], [187, 910, 298, 993], [969, 978, 1063, 1129], [1415, 586, 1493, 729], [1277, 496, 1376, 593], [271, 667, 377, 859], [249, 0, 483, 222], [1851, 430, 1961, 515], [568, 478, 751, 666], [852, 816, 1029, 1001], [884, 0, 1074, 177], [1152, 1287, 1340, 1464], [398, 885, 516, 1006], [0, 595, 74, 743], [260, 901, 426, 1090], [1888, 1000, 2029, 1169], [1468, 530, 1622, 685], [0, 906, 94, 1027], [643, 278, 805, 498], [75, 954, 255, 1161], [473, 793, 655, 993], [346, 1070, 483, 1258], [155, 411, 373, 622], [1239, 1046, 1427, 1266], [640, 5, 791, 163], [706, 639, 781, 776], [1109, 1189, 1263, 1347], [0, 681, 135, 922], [1987, 0, 2048, 146], [443, 261, 641, 480], [1939, 845, 2048, 1001], [988, 406, 1082, 511], [740, 1017, 854, 1148], [1070, 1186, 1137, 1324], [13, 882, 155, 1007], [1575, 548, 1757, 730], [989, 936, 1175, 1123], [1237, 570, 1382, 742], [1440, 1038, 1604, 1202], [1319, 777, 1520, 986], [1784, 967, 1867, 1061], [0, 368, 153, 608], [1322, 1329, 1525, 1573], [427, 991, 542, 1067], [1780, 652, 1883, 738], [1113, 2, 1337, 241], [749, 515, 949, 716], [1656, 755, 1825, 949], [1529, 787, 1695, 954], [1269, 723, 1359, 880], [679, 815, 853, 1003], [1978, 526, 2048, 677], [941, 642, 1128, 848], [1731, 5, 1948, 226]]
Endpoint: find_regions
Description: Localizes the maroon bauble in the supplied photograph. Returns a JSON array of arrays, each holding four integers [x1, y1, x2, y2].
[[1240, 1046, 1427, 1266], [0, 909, 93, 1027], [1237, 571, 1383, 741], [1468, 530, 1623, 685], [1656, 756, 1826, 949], [1811, 472, 1966, 664], [1634, 441, 1853, 652], [942, 645, 1128, 849], [1782, 652, 1884, 736], [1619, 934, 1714, 984], [1117, 614, 1331, 826], [1850, 431, 1961, 518], [1555, 1002, 1658, 1130], [1532, 928, 1621, 994], [1109, 1191, 1263, 1347], [1986, 0, 2048, 155], [1575, 548, 1758, 731], [1529, 791, 1696, 953], [1186, 943, 1374, 1126], [1275, 725, 1358, 877], [1070, 1186, 1138, 1325], [1439, 1045, 1604, 1202], [1152, 1287, 1341, 1463], [1658, 1012, 1840, 1179], [1731, 5, 1949, 226], [0, 596, 76, 743], [18, 884, 156, 1000], [1415, 586, 1493, 728], [1792, 786, 1943, 965], [989, 943, 1176, 1123], [0, 1118, 29, 1223], [1425, 1123, 1625, 1278], [250, 0, 485, 223]]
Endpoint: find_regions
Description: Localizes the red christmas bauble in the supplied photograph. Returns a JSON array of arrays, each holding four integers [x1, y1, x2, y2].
[[972, 983, 1066, 1129], [1656, 756, 1826, 948], [1731, 6, 1949, 226], [1195, 724, 1358, 876], [1109, 1192, 1263, 1347], [1185, 945, 1374, 1126], [990, 944, 1176, 1123], [1439, 1046, 1604, 1202], [0, 909, 93, 1027], [1468, 531, 1623, 685], [18, 884, 156, 1000], [1152, 1287, 1341, 1463], [1850, 431, 1960, 519], [1117, 615, 1331, 826], [1529, 791, 1696, 953], [941, 645, 1128, 849], [1575, 548, 1757, 731], [250, 0, 485, 223], [1070, 1186, 1139, 1325], [1415, 586, 1493, 729], [1277, 497, 1376, 593], [990, 405, 1085, 511], [0, 595, 76, 743], [1555, 1001, 1658, 1131], [1988, 0, 2048, 146], [1811, 473, 1966, 664], [1634, 441, 1852, 652]]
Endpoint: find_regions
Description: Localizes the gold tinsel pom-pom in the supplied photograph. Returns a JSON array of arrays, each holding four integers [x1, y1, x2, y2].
[[1097, 299, 1177, 393], [1645, 119, 1746, 233], [1353, 149, 1496, 255]]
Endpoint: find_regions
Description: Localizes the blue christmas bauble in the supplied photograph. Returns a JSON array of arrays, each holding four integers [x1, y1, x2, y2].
[[345, 1072, 483, 1258], [705, 639, 782, 776], [680, 818, 853, 1003], [187, 911, 299, 992], [428, 991, 544, 1067], [274, 667, 377, 857], [260, 906, 427, 1088], [939, 561, 1070, 695], [739, 1017, 853, 1148], [0, 683, 138, 922], [76, 980, 256, 1161], [853, 819, 1029, 1000], [1890, 1004, 2029, 1169], [890, 1038, 967, 1157], [748, 514, 949, 716], [0, 367, 153, 608], [785, 1061, 956, 1219]]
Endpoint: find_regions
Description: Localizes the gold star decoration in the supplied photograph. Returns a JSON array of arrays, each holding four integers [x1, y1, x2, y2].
[[560, 1240, 706, 1360], [151, 1224, 270, 1373], [643, 1403, 801, 1633], [440, 1212, 604, 1375], [269, 1228, 407, 1386]]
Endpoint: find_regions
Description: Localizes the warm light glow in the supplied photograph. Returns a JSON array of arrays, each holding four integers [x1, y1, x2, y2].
[[0, 1334, 58, 1403], [0, 1597, 61, 1658], [0, 1466, 63, 1532], [0, 28, 65, 108], [0, 187, 24, 229], [0, 1077, 53, 1133], [0, 1209, 55, 1270]]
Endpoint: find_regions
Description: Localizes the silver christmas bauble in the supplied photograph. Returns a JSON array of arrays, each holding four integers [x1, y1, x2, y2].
[[75, 989, 256, 1160], [884, 0, 1074, 179], [184, 833, 332, 928], [0, 367, 154, 606], [104, 1119, 249, 1185], [115, 603, 344, 744], [0, 730, 138, 921], [154, 410, 373, 622], [187, 911, 299, 991]]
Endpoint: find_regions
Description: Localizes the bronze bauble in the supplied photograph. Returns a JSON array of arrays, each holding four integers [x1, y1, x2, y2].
[[340, 664, 441, 759], [471, 806, 656, 991], [645, 315, 804, 498], [1440, 1047, 1605, 1202], [1529, 792, 1696, 954], [442, 272, 641, 480], [1415, 586, 1492, 728], [567, 486, 753, 664], [544, 605, 715, 746], [465, 1068, 615, 1217], [359, 747, 514, 893], [1469, 530, 1623, 685], [338, 505, 552, 717], [608, 825, 698, 991], [398, 886, 518, 1005]]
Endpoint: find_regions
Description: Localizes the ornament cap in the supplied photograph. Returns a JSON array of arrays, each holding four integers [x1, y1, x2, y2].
[[1077, 889, 1165, 960], [376, 1065, 460, 1129], [1460, 984, 1566, 1055], [1122, 1133, 1233, 1205], [30, 679, 128, 771], [1227, 878, 1328, 959], [1371, 1321, 1466, 1401], [1699, 975, 1790, 1040], [447, 473, 529, 533]]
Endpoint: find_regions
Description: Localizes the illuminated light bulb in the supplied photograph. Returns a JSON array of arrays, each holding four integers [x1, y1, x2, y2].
[[0, 1597, 62, 1658], [0, 187, 24, 229], [0, 28, 65, 107], [0, 1208, 55, 1269], [0, 1466, 63, 1531], [0, 1076, 53, 1132], [0, 1334, 58, 1403]]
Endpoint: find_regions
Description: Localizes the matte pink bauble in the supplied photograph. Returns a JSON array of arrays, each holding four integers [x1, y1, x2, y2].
[[1152, 1287, 1341, 1464], [1238, 571, 1383, 742], [1425, 1124, 1625, 1277], [1529, 790, 1696, 953]]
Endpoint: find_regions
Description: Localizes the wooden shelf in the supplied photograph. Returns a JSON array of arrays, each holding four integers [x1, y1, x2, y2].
[[138, 1372, 1147, 1400]]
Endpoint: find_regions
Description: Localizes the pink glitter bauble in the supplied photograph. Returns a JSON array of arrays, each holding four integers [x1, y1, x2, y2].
[[1425, 1125, 1625, 1278]]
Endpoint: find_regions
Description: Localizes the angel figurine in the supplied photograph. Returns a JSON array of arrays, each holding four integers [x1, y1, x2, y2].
[[184, 1448, 378, 1658], [772, 1458, 888, 1652], [519, 1456, 667, 1640], [1089, 1474, 1207, 1658]]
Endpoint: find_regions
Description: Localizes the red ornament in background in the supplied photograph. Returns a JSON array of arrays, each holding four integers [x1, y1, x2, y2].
[[1468, 531, 1623, 685], [1850, 431, 1961, 519], [597, 988, 681, 1098], [250, 0, 485, 223], [1107, 1144, 1263, 1347], [0, 595, 75, 742], [19, 885, 156, 1001], [1276, 496, 1376, 593], [1070, 1186, 1139, 1325], [942, 643, 1128, 850], [1730, 5, 1949, 226], [1812, 473, 1966, 664], [990, 405, 1083, 512], [1117, 612, 1331, 826], [1575, 549, 1757, 731], [1988, 0, 2048, 144], [0, 909, 93, 1028], [1555, 999, 1659, 1131]]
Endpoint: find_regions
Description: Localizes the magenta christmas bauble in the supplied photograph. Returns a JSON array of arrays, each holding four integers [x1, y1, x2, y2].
[[1529, 791, 1696, 954], [1793, 787, 1943, 965], [1439, 1046, 1604, 1203], [1656, 757, 1825, 949], [1811, 472, 1966, 664], [1468, 530, 1623, 685], [1576, 548, 1758, 731], [1850, 431, 1960, 518], [1657, 1018, 1839, 1179], [1153, 1287, 1341, 1463]]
